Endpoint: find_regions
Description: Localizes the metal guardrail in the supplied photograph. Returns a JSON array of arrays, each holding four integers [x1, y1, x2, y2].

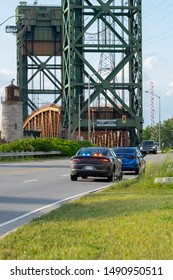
[[0, 151, 62, 158]]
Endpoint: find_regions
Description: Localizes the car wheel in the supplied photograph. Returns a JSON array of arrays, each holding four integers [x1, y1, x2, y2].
[[82, 176, 87, 179], [107, 170, 115, 182], [120, 171, 123, 180], [71, 174, 78, 181], [116, 173, 121, 181]]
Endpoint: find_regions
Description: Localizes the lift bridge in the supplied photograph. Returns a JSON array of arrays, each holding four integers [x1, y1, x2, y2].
[[6, 0, 142, 146]]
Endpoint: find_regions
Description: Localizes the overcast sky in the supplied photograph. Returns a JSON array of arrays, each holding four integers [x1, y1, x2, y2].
[[0, 0, 173, 130]]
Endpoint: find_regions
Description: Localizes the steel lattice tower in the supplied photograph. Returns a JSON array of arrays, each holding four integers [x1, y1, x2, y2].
[[97, 0, 119, 108], [11, 0, 142, 145], [62, 0, 143, 145], [10, 4, 62, 121]]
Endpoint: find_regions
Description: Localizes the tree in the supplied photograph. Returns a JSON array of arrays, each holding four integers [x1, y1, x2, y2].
[[160, 118, 173, 147], [142, 125, 152, 141], [142, 118, 173, 147]]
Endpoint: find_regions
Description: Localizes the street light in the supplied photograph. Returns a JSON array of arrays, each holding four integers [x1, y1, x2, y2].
[[78, 94, 81, 141], [88, 75, 91, 142], [145, 90, 161, 150], [88, 73, 97, 142], [0, 14, 24, 27]]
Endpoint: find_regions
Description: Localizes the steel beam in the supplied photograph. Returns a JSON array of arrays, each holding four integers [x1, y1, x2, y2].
[[62, 0, 142, 145], [15, 5, 62, 121]]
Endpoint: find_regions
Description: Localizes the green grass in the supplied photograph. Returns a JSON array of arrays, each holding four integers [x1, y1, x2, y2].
[[0, 156, 173, 260]]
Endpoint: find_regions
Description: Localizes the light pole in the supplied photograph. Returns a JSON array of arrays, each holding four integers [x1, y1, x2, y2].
[[154, 93, 161, 150], [78, 94, 81, 140], [88, 69, 99, 141], [0, 14, 24, 27], [88, 72, 98, 142], [88, 75, 91, 142], [145, 90, 161, 150]]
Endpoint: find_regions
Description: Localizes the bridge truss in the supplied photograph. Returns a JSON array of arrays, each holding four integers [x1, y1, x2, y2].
[[62, 0, 143, 145], [10, 0, 142, 145]]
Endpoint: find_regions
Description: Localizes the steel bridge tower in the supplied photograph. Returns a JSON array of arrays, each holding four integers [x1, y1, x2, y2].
[[9, 0, 142, 145], [8, 4, 62, 121], [62, 0, 143, 145], [97, 0, 118, 108]]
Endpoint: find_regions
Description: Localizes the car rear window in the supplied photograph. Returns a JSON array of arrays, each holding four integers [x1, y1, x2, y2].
[[142, 141, 154, 145], [114, 148, 135, 154], [77, 149, 108, 156]]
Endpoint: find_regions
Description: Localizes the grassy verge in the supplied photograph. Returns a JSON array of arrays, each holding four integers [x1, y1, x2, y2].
[[0, 156, 173, 260]]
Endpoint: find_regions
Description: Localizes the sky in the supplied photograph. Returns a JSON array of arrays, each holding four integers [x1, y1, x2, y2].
[[0, 0, 173, 130]]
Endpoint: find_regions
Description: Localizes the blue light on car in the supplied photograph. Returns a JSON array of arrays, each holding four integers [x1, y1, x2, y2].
[[82, 153, 91, 156]]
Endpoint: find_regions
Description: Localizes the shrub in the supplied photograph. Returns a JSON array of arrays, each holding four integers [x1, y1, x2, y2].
[[0, 137, 94, 156]]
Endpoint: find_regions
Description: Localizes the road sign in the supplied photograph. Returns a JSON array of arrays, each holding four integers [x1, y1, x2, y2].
[[122, 115, 126, 124]]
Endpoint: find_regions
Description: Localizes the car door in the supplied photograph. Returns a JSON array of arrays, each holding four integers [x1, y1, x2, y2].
[[137, 148, 146, 170], [110, 149, 121, 174]]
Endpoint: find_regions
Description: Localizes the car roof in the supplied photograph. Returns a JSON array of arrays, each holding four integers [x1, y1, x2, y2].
[[113, 146, 138, 152], [142, 140, 154, 144], [79, 147, 111, 151], [114, 146, 137, 149]]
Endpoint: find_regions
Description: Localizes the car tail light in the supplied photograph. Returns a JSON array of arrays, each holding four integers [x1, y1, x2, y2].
[[101, 158, 110, 162], [71, 156, 110, 163], [71, 158, 80, 162], [129, 155, 136, 159]]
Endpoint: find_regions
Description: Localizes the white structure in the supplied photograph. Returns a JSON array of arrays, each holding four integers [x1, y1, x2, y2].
[[1, 82, 23, 142]]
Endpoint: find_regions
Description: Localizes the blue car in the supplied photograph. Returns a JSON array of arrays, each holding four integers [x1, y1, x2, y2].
[[113, 146, 146, 174]]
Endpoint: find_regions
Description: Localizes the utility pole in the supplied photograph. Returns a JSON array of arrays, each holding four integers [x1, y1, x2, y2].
[[150, 82, 155, 139]]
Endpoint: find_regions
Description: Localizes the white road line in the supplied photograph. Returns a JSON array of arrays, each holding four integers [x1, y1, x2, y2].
[[61, 174, 70, 177], [23, 179, 38, 183], [0, 184, 110, 230]]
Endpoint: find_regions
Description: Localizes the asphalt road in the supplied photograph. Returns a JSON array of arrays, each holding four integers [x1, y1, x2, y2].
[[0, 153, 171, 237]]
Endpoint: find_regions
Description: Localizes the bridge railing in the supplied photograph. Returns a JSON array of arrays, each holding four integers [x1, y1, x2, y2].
[[0, 151, 62, 159]]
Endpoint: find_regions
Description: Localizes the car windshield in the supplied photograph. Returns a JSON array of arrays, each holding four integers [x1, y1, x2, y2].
[[142, 141, 154, 145], [77, 148, 108, 156], [114, 148, 135, 154]]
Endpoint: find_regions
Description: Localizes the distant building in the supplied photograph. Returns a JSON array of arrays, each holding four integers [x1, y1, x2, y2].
[[1, 82, 23, 142]]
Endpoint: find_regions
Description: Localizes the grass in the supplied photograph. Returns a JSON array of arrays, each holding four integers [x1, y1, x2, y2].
[[0, 156, 173, 260]]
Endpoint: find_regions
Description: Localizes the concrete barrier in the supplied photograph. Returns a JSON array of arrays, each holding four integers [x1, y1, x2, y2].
[[0, 151, 62, 158]]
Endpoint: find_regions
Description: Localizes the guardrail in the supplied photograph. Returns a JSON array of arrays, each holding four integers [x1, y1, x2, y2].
[[0, 151, 62, 158]]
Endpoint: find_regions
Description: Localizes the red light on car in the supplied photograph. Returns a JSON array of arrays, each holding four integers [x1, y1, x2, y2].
[[93, 153, 103, 157], [129, 155, 136, 159], [71, 158, 80, 162], [102, 158, 110, 162]]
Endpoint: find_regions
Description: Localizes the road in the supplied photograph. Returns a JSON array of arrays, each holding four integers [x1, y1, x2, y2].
[[0, 153, 172, 237]]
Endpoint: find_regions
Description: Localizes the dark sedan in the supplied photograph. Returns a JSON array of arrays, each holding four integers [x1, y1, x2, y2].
[[113, 146, 146, 174], [70, 147, 123, 182], [139, 140, 157, 154]]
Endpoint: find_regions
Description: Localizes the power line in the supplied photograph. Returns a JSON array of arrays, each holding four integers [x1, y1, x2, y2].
[[143, 0, 173, 45], [143, 0, 171, 18]]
